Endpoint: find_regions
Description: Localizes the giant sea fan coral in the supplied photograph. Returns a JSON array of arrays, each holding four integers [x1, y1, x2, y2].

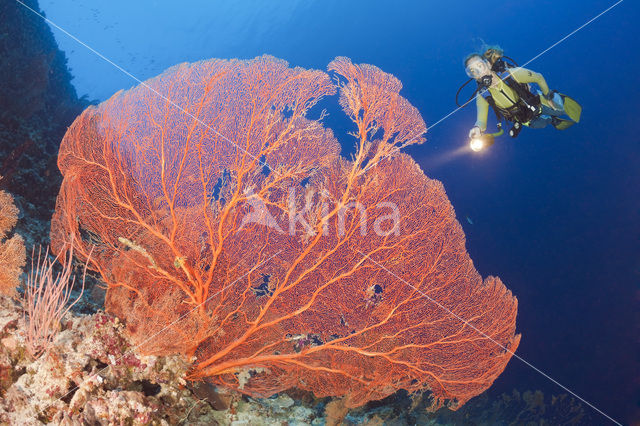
[[51, 55, 520, 410]]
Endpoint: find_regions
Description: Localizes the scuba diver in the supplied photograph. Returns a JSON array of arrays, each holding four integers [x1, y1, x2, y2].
[[459, 47, 581, 149]]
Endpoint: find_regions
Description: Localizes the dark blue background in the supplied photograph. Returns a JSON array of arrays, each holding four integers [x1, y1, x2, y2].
[[38, 0, 639, 422]]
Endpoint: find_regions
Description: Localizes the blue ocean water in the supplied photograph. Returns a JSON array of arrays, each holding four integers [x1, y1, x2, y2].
[[37, 0, 639, 422]]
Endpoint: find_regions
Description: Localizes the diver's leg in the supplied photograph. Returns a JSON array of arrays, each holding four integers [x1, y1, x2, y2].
[[536, 91, 567, 116], [541, 104, 565, 117], [527, 115, 552, 129], [546, 95, 580, 126], [536, 105, 576, 130], [550, 92, 564, 111]]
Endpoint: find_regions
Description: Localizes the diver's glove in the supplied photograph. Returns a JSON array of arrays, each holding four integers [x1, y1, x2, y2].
[[469, 126, 482, 139]]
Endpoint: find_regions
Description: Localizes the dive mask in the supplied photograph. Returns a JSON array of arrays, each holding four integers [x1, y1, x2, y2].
[[465, 59, 490, 79]]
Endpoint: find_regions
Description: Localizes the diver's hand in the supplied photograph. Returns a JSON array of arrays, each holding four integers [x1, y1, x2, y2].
[[469, 126, 482, 139]]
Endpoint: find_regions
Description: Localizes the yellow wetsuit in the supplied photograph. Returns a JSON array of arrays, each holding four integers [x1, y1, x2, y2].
[[474, 67, 554, 131]]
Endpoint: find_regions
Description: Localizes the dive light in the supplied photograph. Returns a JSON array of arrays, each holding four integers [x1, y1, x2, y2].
[[469, 126, 504, 152]]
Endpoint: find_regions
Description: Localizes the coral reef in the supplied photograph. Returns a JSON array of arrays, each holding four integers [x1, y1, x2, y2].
[[0, 297, 216, 424], [0, 1, 594, 424], [0, 296, 592, 425], [419, 389, 592, 425], [51, 55, 520, 410], [0, 0, 89, 249], [0, 182, 26, 296], [0, 296, 341, 424]]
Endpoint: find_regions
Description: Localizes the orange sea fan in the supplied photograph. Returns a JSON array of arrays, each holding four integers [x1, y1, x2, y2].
[[51, 55, 519, 410], [0, 177, 26, 296]]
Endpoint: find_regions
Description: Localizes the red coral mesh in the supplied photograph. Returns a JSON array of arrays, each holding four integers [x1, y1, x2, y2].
[[51, 55, 519, 410]]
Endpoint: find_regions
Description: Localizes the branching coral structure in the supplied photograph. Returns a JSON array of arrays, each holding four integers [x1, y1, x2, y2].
[[50, 56, 520, 410], [0, 177, 26, 296]]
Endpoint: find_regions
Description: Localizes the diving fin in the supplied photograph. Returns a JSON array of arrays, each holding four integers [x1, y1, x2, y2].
[[559, 94, 582, 123], [551, 117, 576, 130]]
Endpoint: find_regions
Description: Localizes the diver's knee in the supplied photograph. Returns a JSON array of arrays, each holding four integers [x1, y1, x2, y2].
[[528, 116, 551, 129], [552, 92, 564, 109]]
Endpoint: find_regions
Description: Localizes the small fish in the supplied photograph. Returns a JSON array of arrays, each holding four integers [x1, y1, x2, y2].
[[466, 216, 474, 225]]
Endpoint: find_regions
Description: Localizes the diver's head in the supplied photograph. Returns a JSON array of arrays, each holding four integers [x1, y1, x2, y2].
[[464, 54, 491, 80]]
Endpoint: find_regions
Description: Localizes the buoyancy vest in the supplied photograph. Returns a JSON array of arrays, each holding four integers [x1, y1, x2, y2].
[[481, 70, 542, 124]]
